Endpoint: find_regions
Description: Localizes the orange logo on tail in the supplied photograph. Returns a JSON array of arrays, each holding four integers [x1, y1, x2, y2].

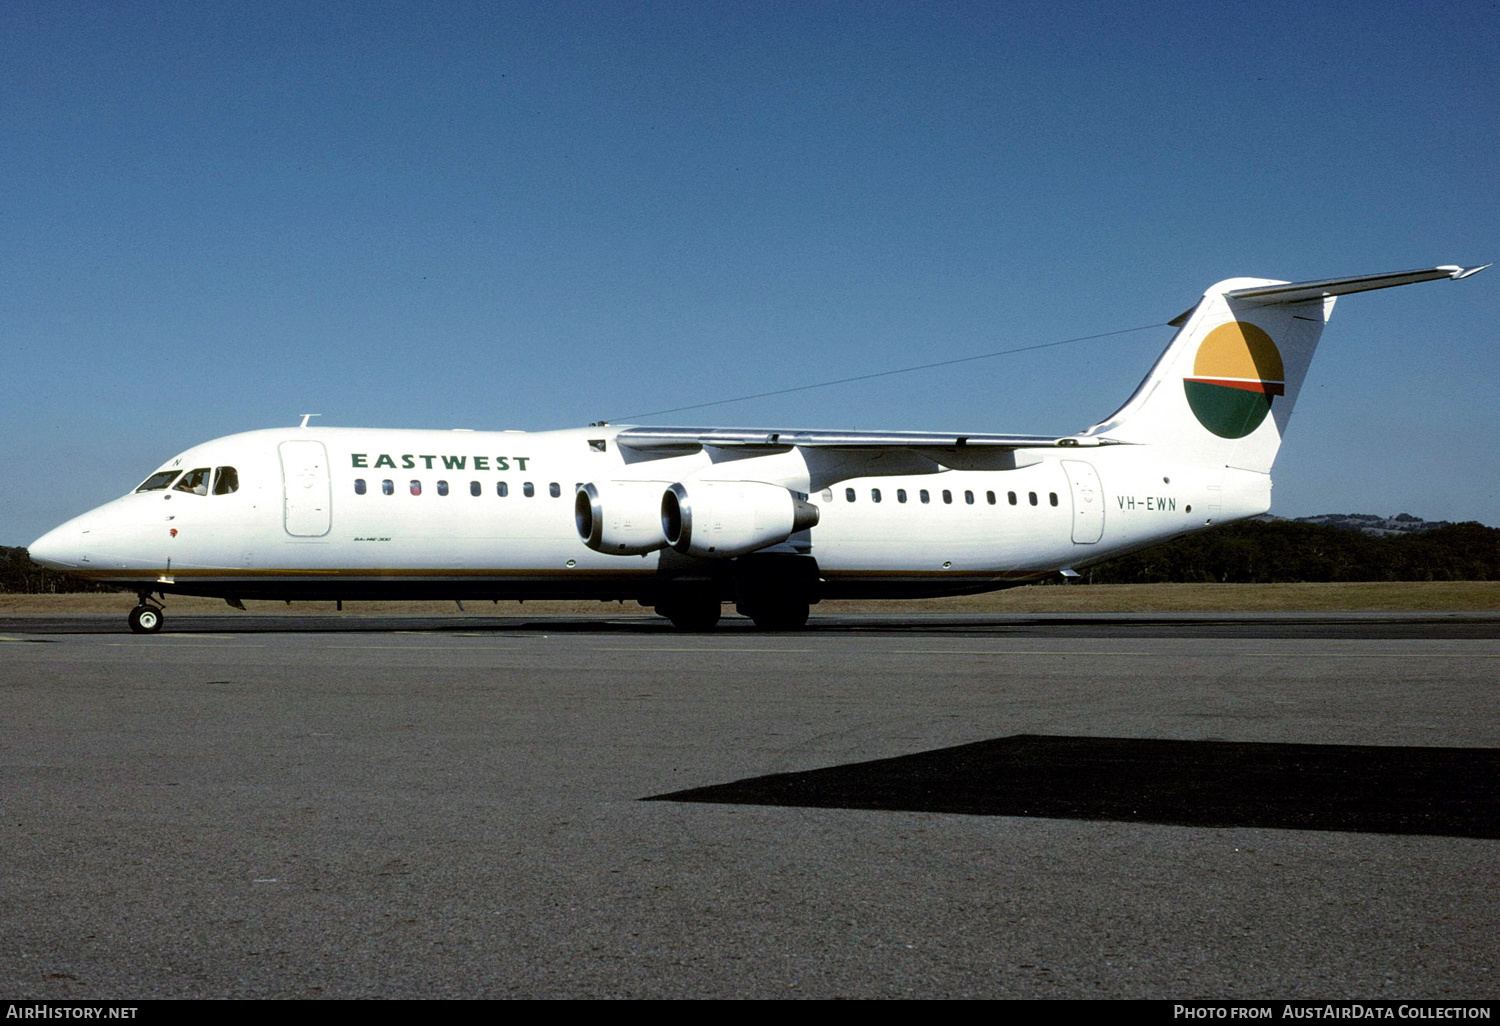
[[1183, 321, 1284, 439]]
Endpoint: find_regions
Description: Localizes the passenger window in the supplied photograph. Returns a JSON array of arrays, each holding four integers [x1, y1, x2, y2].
[[897, 489, 907, 503], [411, 480, 422, 496], [1008, 491, 1017, 505], [965, 490, 974, 505], [986, 491, 996, 505], [549, 482, 561, 498], [382, 480, 394, 495], [498, 481, 508, 497], [173, 468, 211, 495], [845, 487, 856, 502], [1029, 491, 1038, 506], [135, 470, 180, 492], [470, 481, 481, 497], [212, 467, 239, 495], [1050, 492, 1059, 507], [920, 489, 930, 504], [524, 482, 535, 498], [871, 488, 881, 503], [354, 479, 367, 495], [437, 480, 449, 496], [942, 489, 952, 504], [821, 488, 833, 502]]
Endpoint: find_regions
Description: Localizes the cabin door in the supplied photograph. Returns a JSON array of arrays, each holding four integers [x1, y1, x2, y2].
[[279, 440, 332, 537], [1061, 460, 1104, 544]]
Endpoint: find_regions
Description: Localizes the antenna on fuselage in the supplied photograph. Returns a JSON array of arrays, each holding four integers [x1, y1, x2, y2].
[[298, 413, 321, 428]]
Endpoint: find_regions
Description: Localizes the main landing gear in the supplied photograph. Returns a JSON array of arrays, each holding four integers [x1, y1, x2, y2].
[[734, 553, 817, 631], [128, 594, 165, 634], [655, 585, 723, 632], [736, 598, 811, 631], [656, 594, 810, 631], [653, 554, 819, 631]]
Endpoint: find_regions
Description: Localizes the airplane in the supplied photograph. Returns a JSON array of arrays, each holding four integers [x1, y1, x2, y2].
[[28, 263, 1487, 634]]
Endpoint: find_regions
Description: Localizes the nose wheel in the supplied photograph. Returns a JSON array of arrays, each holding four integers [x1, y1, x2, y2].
[[128, 601, 164, 634]]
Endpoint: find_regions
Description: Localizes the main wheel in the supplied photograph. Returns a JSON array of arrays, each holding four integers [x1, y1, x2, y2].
[[660, 599, 722, 632], [744, 599, 810, 631], [128, 605, 163, 634]]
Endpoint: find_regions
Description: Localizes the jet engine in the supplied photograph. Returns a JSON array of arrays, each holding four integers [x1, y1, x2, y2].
[[660, 481, 820, 558], [575, 482, 671, 554]]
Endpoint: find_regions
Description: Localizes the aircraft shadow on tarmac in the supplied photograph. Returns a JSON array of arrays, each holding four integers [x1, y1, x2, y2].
[[646, 734, 1500, 839]]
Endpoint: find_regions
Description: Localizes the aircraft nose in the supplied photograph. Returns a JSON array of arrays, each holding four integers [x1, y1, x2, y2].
[[28, 524, 80, 570]]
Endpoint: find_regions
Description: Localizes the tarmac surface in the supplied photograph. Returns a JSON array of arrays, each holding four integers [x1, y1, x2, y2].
[[1, 612, 1496, 998]]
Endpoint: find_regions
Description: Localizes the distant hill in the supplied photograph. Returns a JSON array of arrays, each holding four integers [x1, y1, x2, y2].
[[1272, 512, 1457, 538]]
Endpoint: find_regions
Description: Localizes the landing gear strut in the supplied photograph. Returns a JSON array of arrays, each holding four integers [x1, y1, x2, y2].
[[128, 593, 164, 634]]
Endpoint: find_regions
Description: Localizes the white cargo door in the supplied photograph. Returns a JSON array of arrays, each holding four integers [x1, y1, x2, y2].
[[1062, 459, 1104, 544], [280, 440, 331, 537]]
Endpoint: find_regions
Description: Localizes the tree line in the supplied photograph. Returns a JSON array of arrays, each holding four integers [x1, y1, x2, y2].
[[1081, 520, 1499, 584], [2, 519, 1496, 594], [1, 546, 125, 594]]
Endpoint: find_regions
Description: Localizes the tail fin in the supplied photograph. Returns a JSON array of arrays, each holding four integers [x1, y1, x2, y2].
[[1083, 265, 1487, 474]]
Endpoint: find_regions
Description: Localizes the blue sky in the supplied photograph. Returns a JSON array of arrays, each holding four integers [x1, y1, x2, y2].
[[3, 0, 1495, 545]]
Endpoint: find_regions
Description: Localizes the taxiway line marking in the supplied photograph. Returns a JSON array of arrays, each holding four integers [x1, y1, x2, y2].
[[103, 639, 269, 646], [887, 649, 1500, 658], [587, 647, 817, 653]]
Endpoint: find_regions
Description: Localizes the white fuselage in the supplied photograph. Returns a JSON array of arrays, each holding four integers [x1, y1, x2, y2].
[[28, 424, 1269, 604]]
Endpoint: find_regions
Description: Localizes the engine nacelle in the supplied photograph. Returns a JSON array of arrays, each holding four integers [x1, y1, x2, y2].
[[661, 481, 820, 559], [575, 482, 671, 555]]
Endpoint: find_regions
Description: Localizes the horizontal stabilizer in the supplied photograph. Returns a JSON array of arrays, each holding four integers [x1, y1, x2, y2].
[[1225, 264, 1488, 306]]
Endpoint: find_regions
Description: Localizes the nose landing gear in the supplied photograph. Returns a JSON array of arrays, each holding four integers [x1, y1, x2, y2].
[[128, 594, 165, 634]]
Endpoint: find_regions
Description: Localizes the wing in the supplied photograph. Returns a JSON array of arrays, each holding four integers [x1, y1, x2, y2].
[[614, 426, 1117, 452], [611, 426, 1122, 475]]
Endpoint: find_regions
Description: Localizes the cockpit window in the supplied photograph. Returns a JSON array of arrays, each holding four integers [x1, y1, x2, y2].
[[173, 468, 212, 495], [135, 470, 181, 492], [212, 466, 239, 495]]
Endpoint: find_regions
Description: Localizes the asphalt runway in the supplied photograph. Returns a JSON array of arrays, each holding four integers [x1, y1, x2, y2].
[[2, 613, 1496, 998]]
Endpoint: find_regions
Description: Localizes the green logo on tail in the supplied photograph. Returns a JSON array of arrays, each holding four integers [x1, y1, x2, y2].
[[1183, 321, 1285, 439]]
